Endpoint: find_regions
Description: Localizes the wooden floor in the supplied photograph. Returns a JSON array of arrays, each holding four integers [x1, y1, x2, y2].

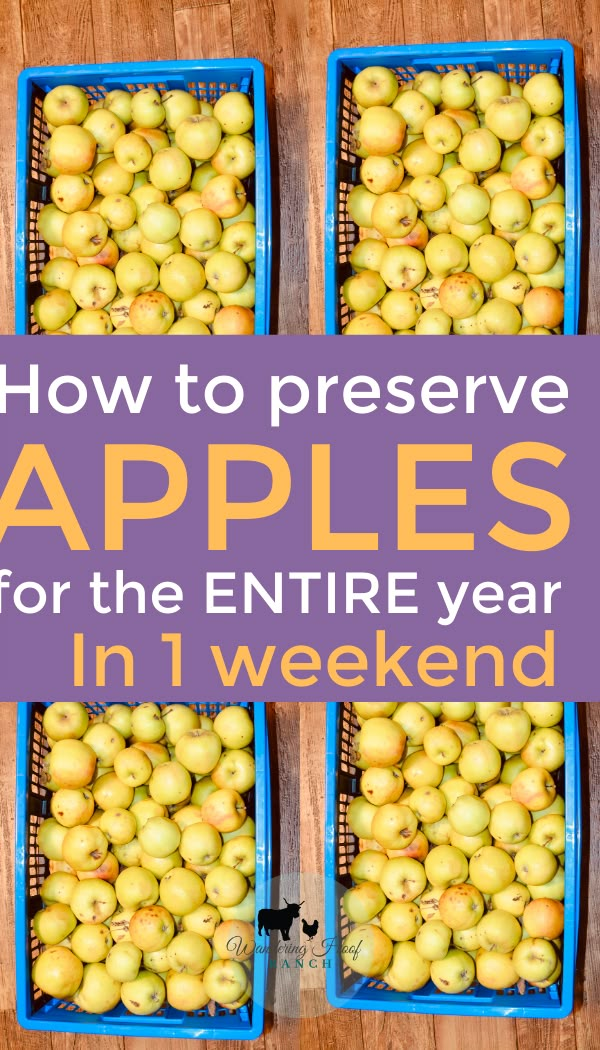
[[0, 0, 597, 334], [0, 701, 598, 1050]]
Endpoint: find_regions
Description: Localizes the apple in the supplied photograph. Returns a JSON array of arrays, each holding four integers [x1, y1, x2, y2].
[[486, 96, 531, 141], [476, 948, 519, 990], [142, 948, 170, 973], [523, 73, 563, 116], [477, 909, 522, 953], [448, 183, 490, 224], [514, 843, 558, 886], [377, 900, 422, 941], [128, 291, 175, 334], [523, 898, 564, 939], [172, 804, 205, 832], [360, 765, 405, 807], [529, 814, 565, 855], [105, 940, 142, 983], [385, 940, 431, 992], [515, 231, 558, 275], [213, 918, 254, 962], [423, 114, 462, 154], [347, 796, 378, 838], [523, 287, 564, 328], [211, 133, 255, 181], [341, 923, 393, 978], [430, 948, 475, 993], [424, 844, 468, 888], [458, 739, 502, 785], [372, 804, 417, 849], [360, 153, 405, 194], [205, 865, 248, 908], [33, 902, 77, 945], [469, 845, 515, 893], [424, 233, 468, 277], [217, 886, 255, 923], [70, 878, 117, 924], [354, 717, 406, 768], [44, 84, 89, 126], [512, 938, 557, 982], [129, 905, 175, 952], [138, 816, 181, 858], [343, 881, 387, 922], [412, 70, 442, 106], [113, 746, 153, 789], [115, 866, 159, 910], [50, 788, 95, 828], [160, 253, 207, 301], [491, 269, 530, 305], [414, 919, 451, 961], [161, 89, 200, 131], [148, 761, 192, 806], [70, 922, 113, 963], [182, 288, 221, 324], [40, 256, 79, 292], [422, 724, 462, 765], [211, 750, 255, 794], [522, 116, 565, 160], [343, 313, 392, 335], [408, 786, 447, 823], [522, 728, 565, 772], [33, 944, 84, 998], [442, 109, 480, 134], [137, 201, 181, 243], [523, 702, 564, 728], [528, 865, 565, 901], [485, 708, 532, 753], [492, 880, 531, 916], [201, 174, 246, 218], [438, 882, 484, 931], [392, 703, 435, 745], [511, 155, 556, 200], [511, 767, 557, 812], [440, 776, 477, 807], [77, 852, 119, 883], [40, 871, 79, 906], [140, 850, 182, 878], [50, 172, 95, 214], [213, 91, 253, 134], [160, 867, 206, 915], [422, 814, 453, 846], [38, 818, 69, 861], [166, 970, 210, 1010], [447, 795, 490, 837], [130, 87, 165, 128], [62, 825, 108, 872], [353, 67, 399, 108], [450, 828, 492, 858], [83, 109, 125, 153], [489, 188, 531, 232], [343, 270, 386, 312], [440, 69, 475, 109], [489, 800, 531, 844], [212, 304, 255, 334], [48, 125, 96, 175], [92, 158, 134, 197], [402, 750, 444, 788], [93, 772, 134, 811], [401, 139, 444, 177], [458, 128, 501, 173], [179, 822, 222, 869], [121, 970, 166, 1015]]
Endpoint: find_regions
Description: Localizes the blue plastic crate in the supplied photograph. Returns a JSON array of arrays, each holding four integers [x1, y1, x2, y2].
[[325, 701, 581, 1017], [15, 59, 271, 334], [325, 40, 580, 334], [15, 701, 271, 1039]]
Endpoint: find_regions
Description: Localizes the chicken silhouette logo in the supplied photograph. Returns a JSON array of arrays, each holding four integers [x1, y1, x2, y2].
[[301, 917, 319, 941], [257, 898, 304, 941]]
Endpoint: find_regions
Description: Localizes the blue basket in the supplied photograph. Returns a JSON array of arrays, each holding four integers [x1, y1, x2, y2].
[[15, 701, 271, 1040], [325, 40, 581, 334], [15, 59, 271, 334], [325, 701, 581, 1018]]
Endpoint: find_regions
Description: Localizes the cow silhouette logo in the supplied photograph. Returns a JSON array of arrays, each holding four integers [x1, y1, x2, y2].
[[257, 898, 304, 941], [302, 917, 319, 940]]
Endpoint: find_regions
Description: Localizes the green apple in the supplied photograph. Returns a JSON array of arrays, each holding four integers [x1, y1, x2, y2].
[[121, 970, 166, 1014]]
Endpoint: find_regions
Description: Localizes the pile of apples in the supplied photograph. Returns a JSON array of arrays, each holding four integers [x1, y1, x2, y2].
[[32, 702, 257, 1016], [34, 84, 257, 334], [342, 65, 567, 335], [341, 701, 568, 995]]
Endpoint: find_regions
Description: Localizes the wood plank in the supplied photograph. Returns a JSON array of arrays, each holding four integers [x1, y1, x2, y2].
[[0, 0, 24, 335], [173, 0, 231, 10], [363, 1013, 436, 1050], [483, 0, 544, 40], [331, 0, 404, 48], [231, 0, 309, 335], [397, 0, 486, 46], [307, 0, 333, 334], [20, 0, 95, 66], [0, 705, 17, 1013], [90, 0, 177, 63], [571, 702, 600, 1050], [174, 4, 235, 59], [434, 1016, 517, 1050]]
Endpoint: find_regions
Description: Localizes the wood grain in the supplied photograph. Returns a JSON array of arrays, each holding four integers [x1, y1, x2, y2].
[[0, 0, 24, 339], [174, 4, 235, 59]]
